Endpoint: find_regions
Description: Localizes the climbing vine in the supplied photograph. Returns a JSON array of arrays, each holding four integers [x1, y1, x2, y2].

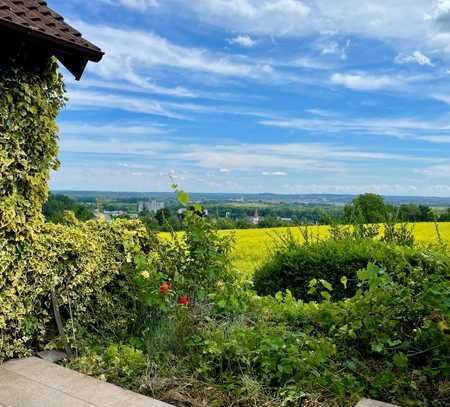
[[0, 50, 65, 240]]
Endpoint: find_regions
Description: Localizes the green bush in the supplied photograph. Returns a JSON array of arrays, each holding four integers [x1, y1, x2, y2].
[[192, 253, 450, 406], [0, 218, 149, 362], [253, 238, 444, 301], [67, 344, 147, 390]]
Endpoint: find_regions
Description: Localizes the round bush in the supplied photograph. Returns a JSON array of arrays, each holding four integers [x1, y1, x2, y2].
[[253, 239, 439, 301]]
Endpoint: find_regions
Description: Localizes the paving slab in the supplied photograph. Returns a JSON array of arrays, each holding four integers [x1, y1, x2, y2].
[[0, 357, 173, 407], [356, 399, 400, 407]]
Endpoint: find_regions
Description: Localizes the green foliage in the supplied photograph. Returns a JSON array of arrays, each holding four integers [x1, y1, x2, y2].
[[344, 193, 389, 224], [67, 344, 147, 390], [192, 255, 450, 406], [43, 193, 93, 223], [253, 238, 434, 301], [0, 219, 149, 361], [134, 188, 234, 315], [0, 51, 65, 240]]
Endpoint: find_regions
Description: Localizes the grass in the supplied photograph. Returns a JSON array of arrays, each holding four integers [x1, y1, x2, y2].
[[220, 222, 450, 275]]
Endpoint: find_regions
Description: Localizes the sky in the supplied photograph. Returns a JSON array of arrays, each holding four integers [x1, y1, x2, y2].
[[49, 0, 450, 196]]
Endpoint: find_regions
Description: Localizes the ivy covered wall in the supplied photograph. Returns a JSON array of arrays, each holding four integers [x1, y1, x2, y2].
[[0, 46, 147, 361], [0, 46, 65, 241]]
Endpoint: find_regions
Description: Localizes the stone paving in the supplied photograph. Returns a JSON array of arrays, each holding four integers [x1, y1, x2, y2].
[[0, 357, 399, 407], [0, 357, 173, 407], [356, 399, 400, 407]]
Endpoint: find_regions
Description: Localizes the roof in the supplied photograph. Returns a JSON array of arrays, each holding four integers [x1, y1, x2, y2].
[[0, 0, 103, 79]]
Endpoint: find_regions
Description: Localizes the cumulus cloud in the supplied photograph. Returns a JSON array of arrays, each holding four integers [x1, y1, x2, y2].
[[330, 73, 399, 91], [229, 35, 256, 47], [395, 51, 433, 66]]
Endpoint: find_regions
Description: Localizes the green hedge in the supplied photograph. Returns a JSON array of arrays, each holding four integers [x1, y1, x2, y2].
[[0, 41, 147, 362], [0, 48, 65, 241], [0, 218, 148, 362], [253, 239, 445, 301]]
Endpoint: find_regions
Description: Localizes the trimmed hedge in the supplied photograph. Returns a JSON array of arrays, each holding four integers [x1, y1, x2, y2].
[[253, 239, 445, 301], [0, 218, 148, 362]]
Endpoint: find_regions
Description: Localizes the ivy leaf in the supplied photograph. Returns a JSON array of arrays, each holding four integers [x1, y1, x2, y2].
[[321, 291, 331, 301], [320, 279, 333, 291], [340, 276, 348, 289]]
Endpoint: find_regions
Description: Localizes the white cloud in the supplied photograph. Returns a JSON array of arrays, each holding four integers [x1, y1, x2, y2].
[[229, 35, 256, 47], [417, 135, 450, 143], [170, 1, 450, 62], [176, 142, 427, 175], [178, 1, 430, 40], [219, 168, 231, 173], [262, 171, 287, 176], [330, 73, 399, 91], [433, 94, 450, 105], [75, 21, 277, 90], [315, 39, 351, 60], [260, 115, 450, 139], [66, 90, 187, 119], [98, 0, 158, 11], [395, 51, 433, 66], [66, 77, 198, 99], [290, 57, 332, 70], [418, 164, 450, 177], [187, 0, 312, 37], [59, 122, 168, 137]]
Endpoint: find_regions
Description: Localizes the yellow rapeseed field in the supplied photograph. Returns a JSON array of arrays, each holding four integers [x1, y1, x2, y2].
[[220, 222, 450, 275]]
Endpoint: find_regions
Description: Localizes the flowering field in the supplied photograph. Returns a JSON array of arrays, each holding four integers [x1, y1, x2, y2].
[[222, 222, 450, 275]]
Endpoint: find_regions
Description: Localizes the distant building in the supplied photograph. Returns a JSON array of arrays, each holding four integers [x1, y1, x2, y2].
[[94, 209, 106, 221], [249, 210, 262, 225], [103, 210, 127, 220], [138, 200, 165, 214]]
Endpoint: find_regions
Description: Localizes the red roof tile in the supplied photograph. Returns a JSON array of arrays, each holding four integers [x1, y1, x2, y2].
[[0, 0, 103, 79]]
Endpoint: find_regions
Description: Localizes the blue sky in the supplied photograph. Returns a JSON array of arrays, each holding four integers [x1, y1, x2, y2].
[[50, 0, 450, 196]]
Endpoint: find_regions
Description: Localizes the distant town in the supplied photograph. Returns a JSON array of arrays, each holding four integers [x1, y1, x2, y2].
[[43, 191, 450, 231]]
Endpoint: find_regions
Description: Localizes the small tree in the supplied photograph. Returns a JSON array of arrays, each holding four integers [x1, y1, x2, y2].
[[344, 193, 388, 224]]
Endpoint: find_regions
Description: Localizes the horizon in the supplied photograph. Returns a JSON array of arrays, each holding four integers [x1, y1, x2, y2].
[[53, 189, 450, 201], [50, 0, 450, 196]]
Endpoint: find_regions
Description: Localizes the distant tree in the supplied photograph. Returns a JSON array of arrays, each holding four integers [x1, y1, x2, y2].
[[344, 193, 388, 223], [398, 204, 421, 222], [439, 208, 450, 222], [43, 194, 93, 223], [417, 205, 434, 222], [155, 207, 171, 226]]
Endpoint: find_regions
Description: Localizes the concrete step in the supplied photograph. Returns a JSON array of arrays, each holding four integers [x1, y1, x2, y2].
[[0, 357, 173, 407], [356, 399, 400, 407]]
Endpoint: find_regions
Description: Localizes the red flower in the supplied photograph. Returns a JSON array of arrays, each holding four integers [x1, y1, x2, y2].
[[178, 295, 189, 305], [159, 282, 171, 295]]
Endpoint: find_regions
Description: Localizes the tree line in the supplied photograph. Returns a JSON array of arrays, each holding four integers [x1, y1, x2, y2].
[[43, 193, 450, 228]]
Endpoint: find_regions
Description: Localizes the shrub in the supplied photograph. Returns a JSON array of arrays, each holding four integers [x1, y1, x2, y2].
[[253, 238, 445, 301], [0, 219, 148, 362], [67, 344, 147, 390], [192, 255, 450, 406]]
